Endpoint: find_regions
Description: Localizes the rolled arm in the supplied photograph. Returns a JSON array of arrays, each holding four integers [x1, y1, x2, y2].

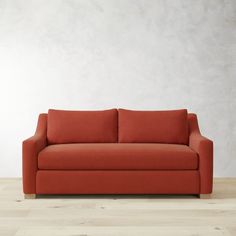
[[188, 113, 213, 194], [22, 114, 47, 194]]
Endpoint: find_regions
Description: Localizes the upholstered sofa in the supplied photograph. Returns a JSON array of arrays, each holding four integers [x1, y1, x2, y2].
[[22, 109, 213, 199]]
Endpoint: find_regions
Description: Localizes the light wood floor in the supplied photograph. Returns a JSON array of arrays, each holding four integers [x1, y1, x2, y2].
[[0, 178, 236, 236]]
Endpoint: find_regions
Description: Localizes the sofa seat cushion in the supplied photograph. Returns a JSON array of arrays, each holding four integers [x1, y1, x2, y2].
[[38, 144, 198, 170]]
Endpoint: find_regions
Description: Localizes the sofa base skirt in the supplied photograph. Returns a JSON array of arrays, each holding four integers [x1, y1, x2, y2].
[[36, 170, 199, 194]]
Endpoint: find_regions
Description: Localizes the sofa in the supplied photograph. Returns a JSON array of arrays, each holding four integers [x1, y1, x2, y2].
[[22, 108, 213, 199]]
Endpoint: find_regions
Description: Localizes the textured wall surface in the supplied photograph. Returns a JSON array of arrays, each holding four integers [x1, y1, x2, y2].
[[0, 0, 235, 177]]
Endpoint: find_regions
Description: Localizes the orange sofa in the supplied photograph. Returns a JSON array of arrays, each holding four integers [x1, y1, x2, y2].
[[22, 109, 213, 199]]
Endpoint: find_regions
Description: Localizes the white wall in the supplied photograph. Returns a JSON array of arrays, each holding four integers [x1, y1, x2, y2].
[[0, 0, 235, 177]]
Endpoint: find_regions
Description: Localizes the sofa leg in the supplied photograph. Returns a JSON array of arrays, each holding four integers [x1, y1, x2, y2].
[[24, 194, 36, 199], [199, 194, 211, 199]]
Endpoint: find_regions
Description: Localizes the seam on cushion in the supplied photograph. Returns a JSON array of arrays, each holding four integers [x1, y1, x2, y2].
[[117, 109, 120, 143]]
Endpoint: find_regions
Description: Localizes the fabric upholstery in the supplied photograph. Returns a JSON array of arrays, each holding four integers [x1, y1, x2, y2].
[[188, 113, 213, 194], [38, 143, 198, 170], [36, 170, 200, 194], [47, 109, 118, 144], [22, 113, 47, 194], [22, 109, 213, 195], [118, 109, 189, 144]]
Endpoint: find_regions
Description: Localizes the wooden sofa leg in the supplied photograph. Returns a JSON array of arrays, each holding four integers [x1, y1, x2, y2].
[[24, 194, 36, 199], [199, 194, 211, 199]]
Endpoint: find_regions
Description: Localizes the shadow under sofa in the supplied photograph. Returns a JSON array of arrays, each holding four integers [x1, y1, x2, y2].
[[22, 108, 213, 199]]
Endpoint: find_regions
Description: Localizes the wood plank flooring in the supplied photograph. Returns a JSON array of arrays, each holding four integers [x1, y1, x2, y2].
[[0, 178, 236, 236]]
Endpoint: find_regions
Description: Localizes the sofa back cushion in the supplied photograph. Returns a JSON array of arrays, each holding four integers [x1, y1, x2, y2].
[[118, 109, 188, 144], [47, 109, 118, 144]]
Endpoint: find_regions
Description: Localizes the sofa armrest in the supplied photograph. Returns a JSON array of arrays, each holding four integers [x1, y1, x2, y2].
[[22, 114, 47, 194], [188, 113, 213, 194]]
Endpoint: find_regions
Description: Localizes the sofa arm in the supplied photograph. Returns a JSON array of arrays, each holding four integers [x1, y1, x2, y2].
[[22, 114, 47, 194], [188, 113, 213, 194]]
